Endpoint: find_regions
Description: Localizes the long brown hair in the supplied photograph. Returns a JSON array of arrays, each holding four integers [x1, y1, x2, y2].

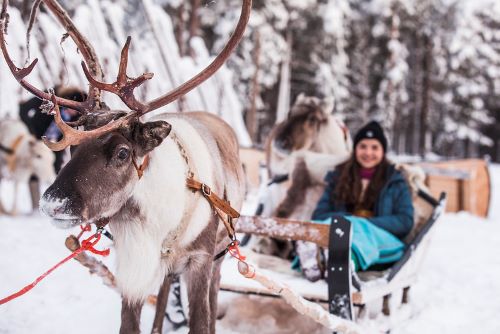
[[333, 154, 390, 212]]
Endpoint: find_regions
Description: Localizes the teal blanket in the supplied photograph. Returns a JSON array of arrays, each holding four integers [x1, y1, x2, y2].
[[316, 216, 405, 271]]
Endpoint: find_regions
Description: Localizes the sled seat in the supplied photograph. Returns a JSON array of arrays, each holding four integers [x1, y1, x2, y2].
[[220, 191, 447, 321]]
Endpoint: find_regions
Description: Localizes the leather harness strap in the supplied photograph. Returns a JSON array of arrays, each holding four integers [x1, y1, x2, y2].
[[171, 130, 240, 241], [186, 177, 239, 240], [132, 154, 150, 179], [0, 143, 14, 155], [131, 132, 240, 245]]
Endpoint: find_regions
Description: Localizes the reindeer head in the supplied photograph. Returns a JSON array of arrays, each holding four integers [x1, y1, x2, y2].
[[275, 93, 335, 152], [0, 0, 251, 227], [41, 120, 171, 228]]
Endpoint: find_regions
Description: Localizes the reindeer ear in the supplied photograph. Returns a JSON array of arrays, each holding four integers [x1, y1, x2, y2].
[[133, 121, 172, 154], [321, 96, 335, 115], [295, 93, 306, 104]]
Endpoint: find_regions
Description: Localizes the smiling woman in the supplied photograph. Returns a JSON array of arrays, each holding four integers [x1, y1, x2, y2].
[[296, 120, 415, 281]]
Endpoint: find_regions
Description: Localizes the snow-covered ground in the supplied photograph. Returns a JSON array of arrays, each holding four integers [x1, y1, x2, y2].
[[0, 165, 500, 333]]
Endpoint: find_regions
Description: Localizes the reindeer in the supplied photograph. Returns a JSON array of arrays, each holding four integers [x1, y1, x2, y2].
[[0, 0, 251, 333], [0, 118, 55, 214], [265, 93, 352, 179], [248, 94, 353, 257]]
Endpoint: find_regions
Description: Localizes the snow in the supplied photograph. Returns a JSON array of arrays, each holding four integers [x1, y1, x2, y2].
[[1, 0, 500, 331], [0, 165, 500, 333]]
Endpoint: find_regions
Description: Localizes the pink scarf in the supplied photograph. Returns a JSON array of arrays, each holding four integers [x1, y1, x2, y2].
[[360, 167, 376, 180]]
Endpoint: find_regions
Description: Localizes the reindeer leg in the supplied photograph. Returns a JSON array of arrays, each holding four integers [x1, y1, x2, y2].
[[0, 177, 6, 214], [0, 198, 5, 215], [120, 299, 143, 334], [28, 175, 40, 213], [8, 181, 18, 216], [209, 259, 223, 332], [185, 257, 213, 334], [151, 275, 173, 334]]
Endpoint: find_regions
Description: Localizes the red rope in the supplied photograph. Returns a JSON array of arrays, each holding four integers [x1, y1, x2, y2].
[[76, 224, 91, 240], [228, 240, 246, 262], [0, 232, 109, 305]]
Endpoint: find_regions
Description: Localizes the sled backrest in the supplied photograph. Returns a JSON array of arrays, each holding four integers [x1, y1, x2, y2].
[[386, 191, 446, 281]]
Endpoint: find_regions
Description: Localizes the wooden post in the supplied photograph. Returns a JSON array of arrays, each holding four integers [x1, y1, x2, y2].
[[382, 294, 391, 316], [402, 287, 410, 304], [357, 304, 366, 319]]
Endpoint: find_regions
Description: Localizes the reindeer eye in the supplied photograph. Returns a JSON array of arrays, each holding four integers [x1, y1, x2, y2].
[[117, 147, 130, 161]]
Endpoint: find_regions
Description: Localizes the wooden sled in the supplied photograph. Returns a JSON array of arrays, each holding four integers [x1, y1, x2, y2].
[[220, 190, 447, 323]]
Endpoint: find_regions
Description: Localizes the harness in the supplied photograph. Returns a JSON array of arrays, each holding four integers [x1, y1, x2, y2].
[[0, 143, 14, 155], [130, 131, 240, 261]]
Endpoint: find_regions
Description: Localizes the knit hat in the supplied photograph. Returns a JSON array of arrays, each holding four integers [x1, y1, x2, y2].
[[353, 121, 387, 152]]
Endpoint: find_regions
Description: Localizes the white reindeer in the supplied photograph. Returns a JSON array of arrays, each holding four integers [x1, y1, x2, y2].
[[0, 119, 55, 214], [0, 0, 251, 333]]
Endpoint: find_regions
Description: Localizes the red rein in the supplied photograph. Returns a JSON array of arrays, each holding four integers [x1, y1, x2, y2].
[[0, 228, 109, 305]]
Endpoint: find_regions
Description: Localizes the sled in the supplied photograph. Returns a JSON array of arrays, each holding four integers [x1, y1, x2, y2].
[[220, 189, 447, 323]]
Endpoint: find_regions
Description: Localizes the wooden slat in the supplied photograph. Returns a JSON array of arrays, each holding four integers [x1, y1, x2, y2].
[[419, 159, 490, 217], [237, 215, 330, 248]]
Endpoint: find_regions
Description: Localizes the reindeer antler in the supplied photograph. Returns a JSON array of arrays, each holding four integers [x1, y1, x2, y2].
[[1, 0, 252, 151], [80, 36, 155, 114], [0, 0, 103, 112], [81, 0, 252, 115], [42, 96, 133, 151]]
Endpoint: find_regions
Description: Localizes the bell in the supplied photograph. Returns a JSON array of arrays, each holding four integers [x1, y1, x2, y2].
[[237, 260, 255, 278]]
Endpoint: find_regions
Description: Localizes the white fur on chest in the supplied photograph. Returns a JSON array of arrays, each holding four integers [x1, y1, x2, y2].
[[111, 117, 217, 301]]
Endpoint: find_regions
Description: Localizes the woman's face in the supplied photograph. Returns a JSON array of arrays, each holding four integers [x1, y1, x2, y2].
[[355, 139, 384, 169]]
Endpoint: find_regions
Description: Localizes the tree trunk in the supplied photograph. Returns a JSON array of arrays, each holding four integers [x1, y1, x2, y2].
[[409, 32, 422, 155], [141, 0, 184, 111], [419, 34, 432, 158], [188, 0, 200, 58], [246, 30, 261, 143], [176, 3, 185, 57], [276, 29, 292, 123]]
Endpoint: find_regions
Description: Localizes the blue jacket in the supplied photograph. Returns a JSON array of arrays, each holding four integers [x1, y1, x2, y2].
[[312, 165, 414, 239]]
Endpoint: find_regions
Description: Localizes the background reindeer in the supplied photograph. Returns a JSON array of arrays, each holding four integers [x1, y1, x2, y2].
[[0, 118, 55, 214], [247, 94, 353, 257], [0, 0, 251, 333]]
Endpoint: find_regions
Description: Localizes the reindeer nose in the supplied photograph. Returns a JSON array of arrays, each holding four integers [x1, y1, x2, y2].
[[39, 194, 69, 218], [40, 186, 85, 220]]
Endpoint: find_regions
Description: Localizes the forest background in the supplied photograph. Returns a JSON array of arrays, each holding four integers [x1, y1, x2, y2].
[[2, 0, 499, 161]]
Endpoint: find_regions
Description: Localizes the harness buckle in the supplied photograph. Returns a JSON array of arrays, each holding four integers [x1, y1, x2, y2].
[[202, 183, 212, 196], [96, 226, 114, 241]]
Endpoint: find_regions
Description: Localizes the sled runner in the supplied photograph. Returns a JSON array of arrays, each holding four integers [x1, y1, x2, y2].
[[220, 189, 447, 322]]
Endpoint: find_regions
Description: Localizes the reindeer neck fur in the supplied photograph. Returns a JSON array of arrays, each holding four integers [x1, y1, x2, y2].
[[109, 115, 222, 302], [309, 115, 351, 156]]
